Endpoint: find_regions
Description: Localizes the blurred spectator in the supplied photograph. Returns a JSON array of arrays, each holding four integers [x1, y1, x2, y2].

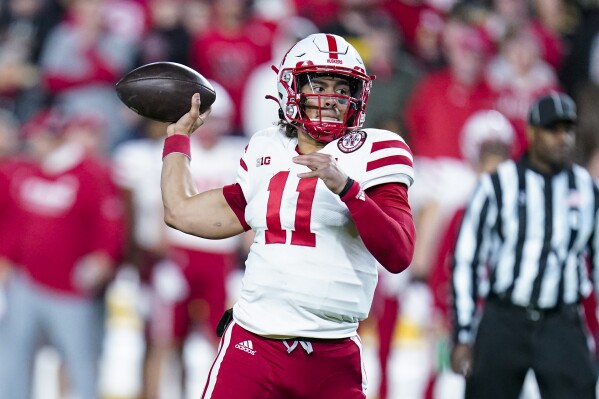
[[112, 118, 169, 285], [0, 108, 21, 288], [381, 0, 446, 70], [0, 107, 125, 399], [404, 5, 497, 280], [321, 0, 385, 57], [532, 0, 578, 36], [427, 109, 515, 397], [0, 107, 20, 158], [426, 0, 459, 14], [430, 110, 515, 335], [559, 4, 599, 95], [290, 0, 338, 29], [61, 111, 109, 156], [113, 82, 248, 399], [103, 0, 147, 44], [38, 0, 139, 151], [112, 116, 171, 399], [189, 0, 274, 136], [485, 0, 566, 70], [574, 82, 599, 179], [360, 13, 423, 133], [242, 15, 319, 136], [252, 0, 296, 22], [405, 4, 496, 161], [574, 82, 599, 362], [180, 0, 212, 39], [135, 0, 191, 67], [486, 25, 560, 157], [0, 0, 64, 120]]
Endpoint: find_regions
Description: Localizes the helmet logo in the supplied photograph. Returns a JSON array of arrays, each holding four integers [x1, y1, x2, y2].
[[327, 58, 342, 64], [338, 131, 367, 153]]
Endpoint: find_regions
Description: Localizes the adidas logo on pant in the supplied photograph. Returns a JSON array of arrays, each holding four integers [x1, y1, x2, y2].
[[235, 340, 256, 355]]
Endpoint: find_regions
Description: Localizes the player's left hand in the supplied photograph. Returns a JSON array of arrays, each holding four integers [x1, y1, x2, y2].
[[293, 153, 349, 194]]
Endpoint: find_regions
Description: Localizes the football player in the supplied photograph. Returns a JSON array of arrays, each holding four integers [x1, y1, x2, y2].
[[160, 33, 416, 399]]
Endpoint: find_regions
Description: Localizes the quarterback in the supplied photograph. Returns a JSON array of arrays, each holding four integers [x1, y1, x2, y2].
[[161, 33, 416, 399]]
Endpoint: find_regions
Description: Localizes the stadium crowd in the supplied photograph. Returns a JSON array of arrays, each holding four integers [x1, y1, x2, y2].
[[0, 0, 599, 398]]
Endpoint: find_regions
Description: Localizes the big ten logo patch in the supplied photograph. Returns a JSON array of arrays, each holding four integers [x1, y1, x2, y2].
[[256, 156, 271, 167]]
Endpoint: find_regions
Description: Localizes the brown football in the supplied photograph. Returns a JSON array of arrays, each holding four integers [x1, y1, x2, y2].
[[115, 62, 216, 123]]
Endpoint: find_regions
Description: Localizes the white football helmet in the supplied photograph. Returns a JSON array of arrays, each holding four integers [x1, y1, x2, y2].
[[274, 33, 374, 143], [460, 110, 515, 165]]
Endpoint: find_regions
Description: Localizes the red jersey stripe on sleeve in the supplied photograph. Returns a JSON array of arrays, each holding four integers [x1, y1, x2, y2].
[[366, 155, 413, 171], [222, 183, 250, 231], [240, 158, 248, 171], [371, 140, 412, 156]]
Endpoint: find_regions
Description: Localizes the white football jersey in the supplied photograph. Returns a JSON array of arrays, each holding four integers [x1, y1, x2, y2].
[[113, 139, 165, 251], [233, 127, 413, 338]]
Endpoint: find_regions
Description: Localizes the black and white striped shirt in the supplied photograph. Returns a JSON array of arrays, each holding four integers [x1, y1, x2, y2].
[[451, 157, 599, 344]]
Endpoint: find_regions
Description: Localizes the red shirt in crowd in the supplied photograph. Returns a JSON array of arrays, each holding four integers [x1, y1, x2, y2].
[[405, 69, 497, 160], [0, 151, 125, 297], [190, 21, 273, 133]]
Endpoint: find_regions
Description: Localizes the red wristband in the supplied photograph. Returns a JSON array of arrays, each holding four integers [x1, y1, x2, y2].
[[162, 134, 191, 160], [340, 180, 363, 202]]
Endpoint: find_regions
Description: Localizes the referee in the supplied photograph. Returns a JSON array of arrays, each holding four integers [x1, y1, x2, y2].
[[450, 92, 599, 399]]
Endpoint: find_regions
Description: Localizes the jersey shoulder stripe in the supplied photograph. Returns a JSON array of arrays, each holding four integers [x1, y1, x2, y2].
[[366, 155, 413, 171], [371, 139, 412, 154], [368, 139, 413, 170]]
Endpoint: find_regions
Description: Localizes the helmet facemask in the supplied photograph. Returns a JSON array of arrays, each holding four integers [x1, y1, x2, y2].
[[281, 68, 370, 143]]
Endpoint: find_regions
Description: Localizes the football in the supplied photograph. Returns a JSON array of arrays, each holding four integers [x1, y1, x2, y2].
[[115, 62, 216, 123]]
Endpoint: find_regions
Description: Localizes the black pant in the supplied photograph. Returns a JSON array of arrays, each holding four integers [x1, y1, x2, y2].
[[466, 299, 598, 399]]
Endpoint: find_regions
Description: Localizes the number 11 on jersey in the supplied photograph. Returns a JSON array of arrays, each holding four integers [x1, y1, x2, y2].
[[265, 171, 318, 247]]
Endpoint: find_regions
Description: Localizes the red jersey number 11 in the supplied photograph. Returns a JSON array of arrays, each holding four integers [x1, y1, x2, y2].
[[265, 171, 317, 247]]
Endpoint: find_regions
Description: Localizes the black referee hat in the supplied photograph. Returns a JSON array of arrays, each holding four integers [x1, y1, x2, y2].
[[527, 92, 577, 129]]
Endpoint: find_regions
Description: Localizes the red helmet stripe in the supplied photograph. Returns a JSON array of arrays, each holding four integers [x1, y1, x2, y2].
[[325, 34, 338, 59]]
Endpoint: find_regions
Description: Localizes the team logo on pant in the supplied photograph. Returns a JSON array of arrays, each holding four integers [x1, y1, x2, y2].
[[235, 340, 256, 355], [338, 131, 366, 153]]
